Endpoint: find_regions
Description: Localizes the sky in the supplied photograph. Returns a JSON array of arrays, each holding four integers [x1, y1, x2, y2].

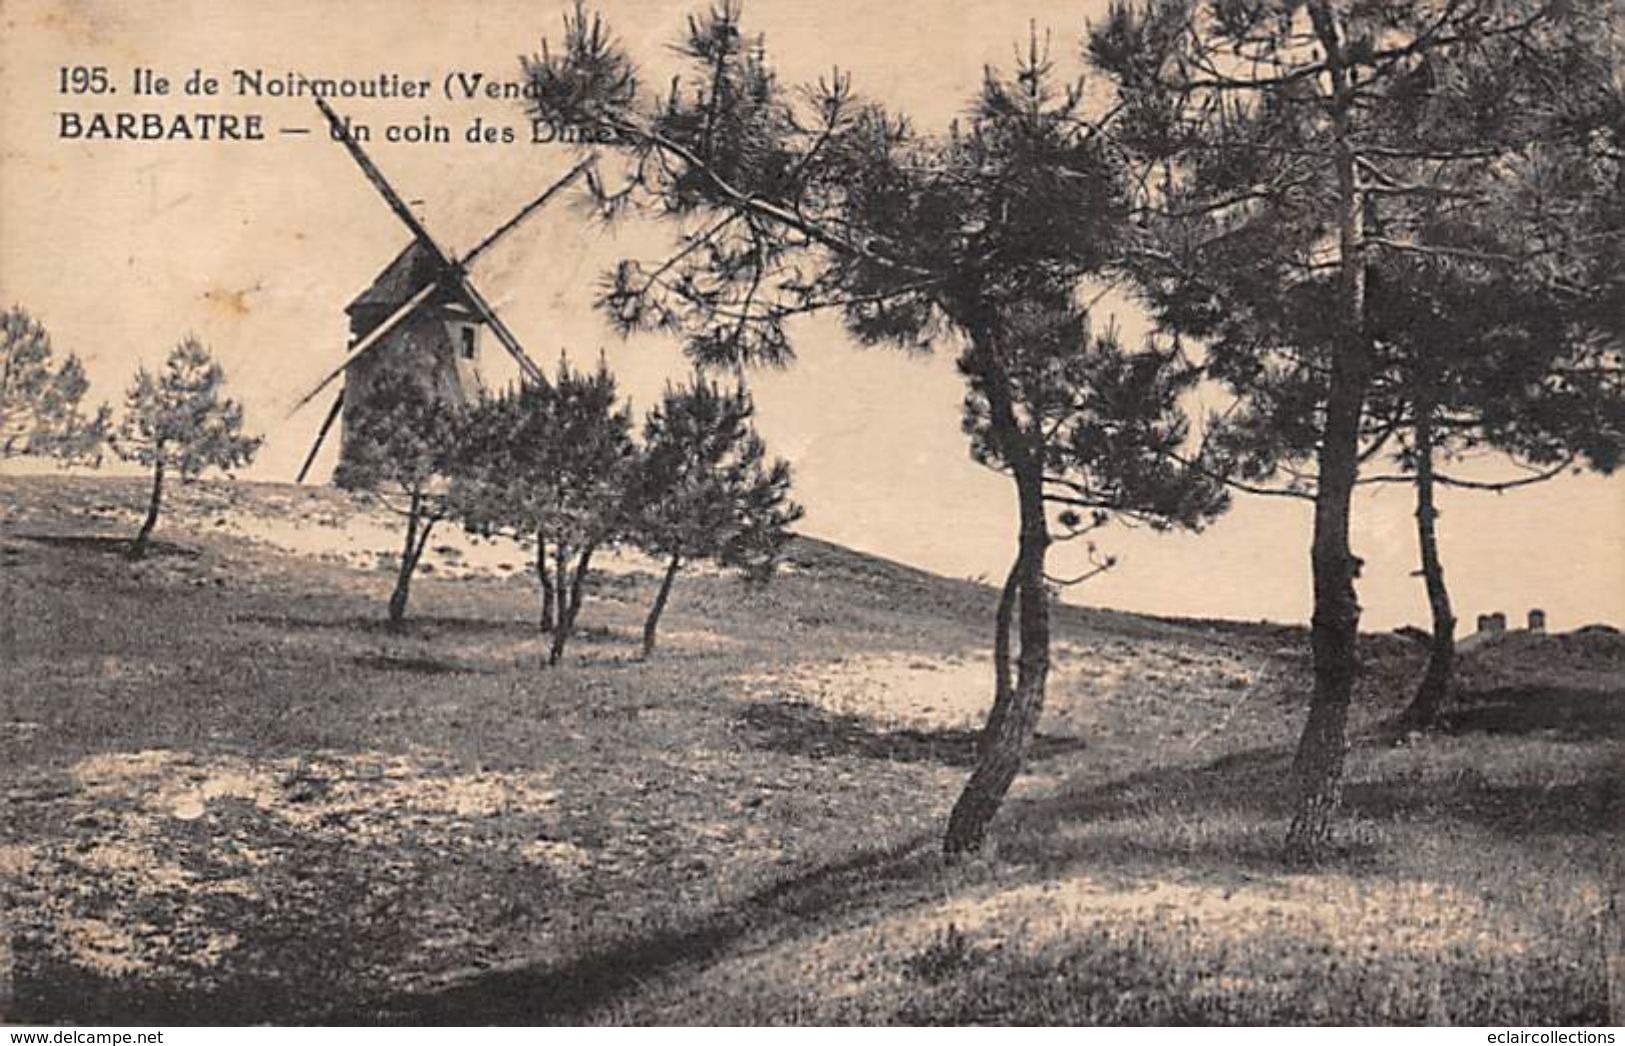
[[1, 0, 1621, 630]]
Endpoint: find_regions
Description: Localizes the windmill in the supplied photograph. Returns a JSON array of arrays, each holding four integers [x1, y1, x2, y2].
[[291, 95, 594, 482]]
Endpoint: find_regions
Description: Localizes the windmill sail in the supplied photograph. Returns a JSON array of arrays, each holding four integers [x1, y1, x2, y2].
[[289, 281, 438, 416], [464, 158, 596, 266], [296, 390, 344, 484], [312, 95, 449, 265]]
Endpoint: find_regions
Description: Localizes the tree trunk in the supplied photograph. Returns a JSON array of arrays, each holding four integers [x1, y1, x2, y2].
[[944, 329, 1052, 856], [1400, 402, 1455, 729], [1286, 2, 1370, 865], [942, 552, 1023, 850], [548, 543, 597, 667], [536, 529, 555, 633], [388, 491, 432, 631], [641, 552, 683, 659], [992, 552, 1022, 706], [1286, 385, 1365, 864], [944, 458, 1051, 855], [553, 543, 569, 641], [128, 457, 165, 560]]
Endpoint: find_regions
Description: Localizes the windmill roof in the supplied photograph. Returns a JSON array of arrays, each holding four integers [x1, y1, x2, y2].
[[347, 239, 463, 313]]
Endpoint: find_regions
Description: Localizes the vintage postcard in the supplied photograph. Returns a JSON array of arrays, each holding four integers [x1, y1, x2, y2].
[[1, 0, 1620, 1028]]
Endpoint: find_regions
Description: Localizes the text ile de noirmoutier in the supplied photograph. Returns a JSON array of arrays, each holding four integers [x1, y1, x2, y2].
[[55, 65, 607, 145]]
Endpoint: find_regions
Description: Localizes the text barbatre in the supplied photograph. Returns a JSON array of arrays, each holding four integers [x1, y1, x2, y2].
[[59, 111, 265, 140]]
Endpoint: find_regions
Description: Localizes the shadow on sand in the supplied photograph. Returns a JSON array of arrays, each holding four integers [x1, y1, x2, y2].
[[736, 700, 1088, 769], [14, 531, 198, 560], [9, 834, 941, 1026]]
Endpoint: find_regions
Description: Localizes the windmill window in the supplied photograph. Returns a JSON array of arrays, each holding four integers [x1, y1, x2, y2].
[[459, 326, 477, 360]]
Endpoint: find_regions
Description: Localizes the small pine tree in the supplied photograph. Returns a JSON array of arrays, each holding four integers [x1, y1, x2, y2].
[[1, 305, 109, 463], [453, 357, 634, 665], [113, 336, 259, 560], [630, 375, 802, 657], [332, 370, 463, 630]]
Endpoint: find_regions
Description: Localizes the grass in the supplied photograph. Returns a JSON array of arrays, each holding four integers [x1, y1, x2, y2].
[[0, 472, 1618, 1025]]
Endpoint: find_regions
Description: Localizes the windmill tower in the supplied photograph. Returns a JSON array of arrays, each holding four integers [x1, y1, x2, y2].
[[292, 96, 593, 481], [333, 241, 488, 455]]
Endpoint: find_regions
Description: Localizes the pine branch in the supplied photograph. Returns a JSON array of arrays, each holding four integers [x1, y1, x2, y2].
[[602, 113, 934, 279], [1356, 455, 1578, 492], [639, 212, 744, 293], [1045, 560, 1116, 587], [1354, 157, 1487, 201]]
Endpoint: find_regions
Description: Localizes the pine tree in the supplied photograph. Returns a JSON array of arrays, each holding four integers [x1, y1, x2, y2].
[[453, 357, 634, 666], [113, 336, 259, 560], [630, 374, 802, 658], [948, 296, 1227, 846], [1377, 260, 1621, 728], [331, 370, 462, 629], [1, 305, 108, 463], [1200, 259, 1622, 731]]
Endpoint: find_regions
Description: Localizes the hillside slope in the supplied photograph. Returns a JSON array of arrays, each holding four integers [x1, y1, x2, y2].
[[1, 473, 1618, 1024]]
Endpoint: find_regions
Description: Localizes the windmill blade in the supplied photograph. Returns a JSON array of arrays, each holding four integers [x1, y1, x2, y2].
[[445, 159, 596, 386], [286, 281, 439, 416], [463, 157, 596, 267], [452, 272, 546, 385], [296, 389, 345, 484], [312, 95, 455, 267]]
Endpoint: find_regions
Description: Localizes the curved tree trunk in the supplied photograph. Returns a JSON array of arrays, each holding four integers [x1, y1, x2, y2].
[[1400, 402, 1455, 729], [969, 551, 1023, 805], [129, 457, 165, 560], [991, 551, 1022, 706], [944, 331, 1052, 856], [1286, 8, 1370, 865], [641, 552, 683, 659], [388, 491, 435, 632], [944, 458, 1051, 855]]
